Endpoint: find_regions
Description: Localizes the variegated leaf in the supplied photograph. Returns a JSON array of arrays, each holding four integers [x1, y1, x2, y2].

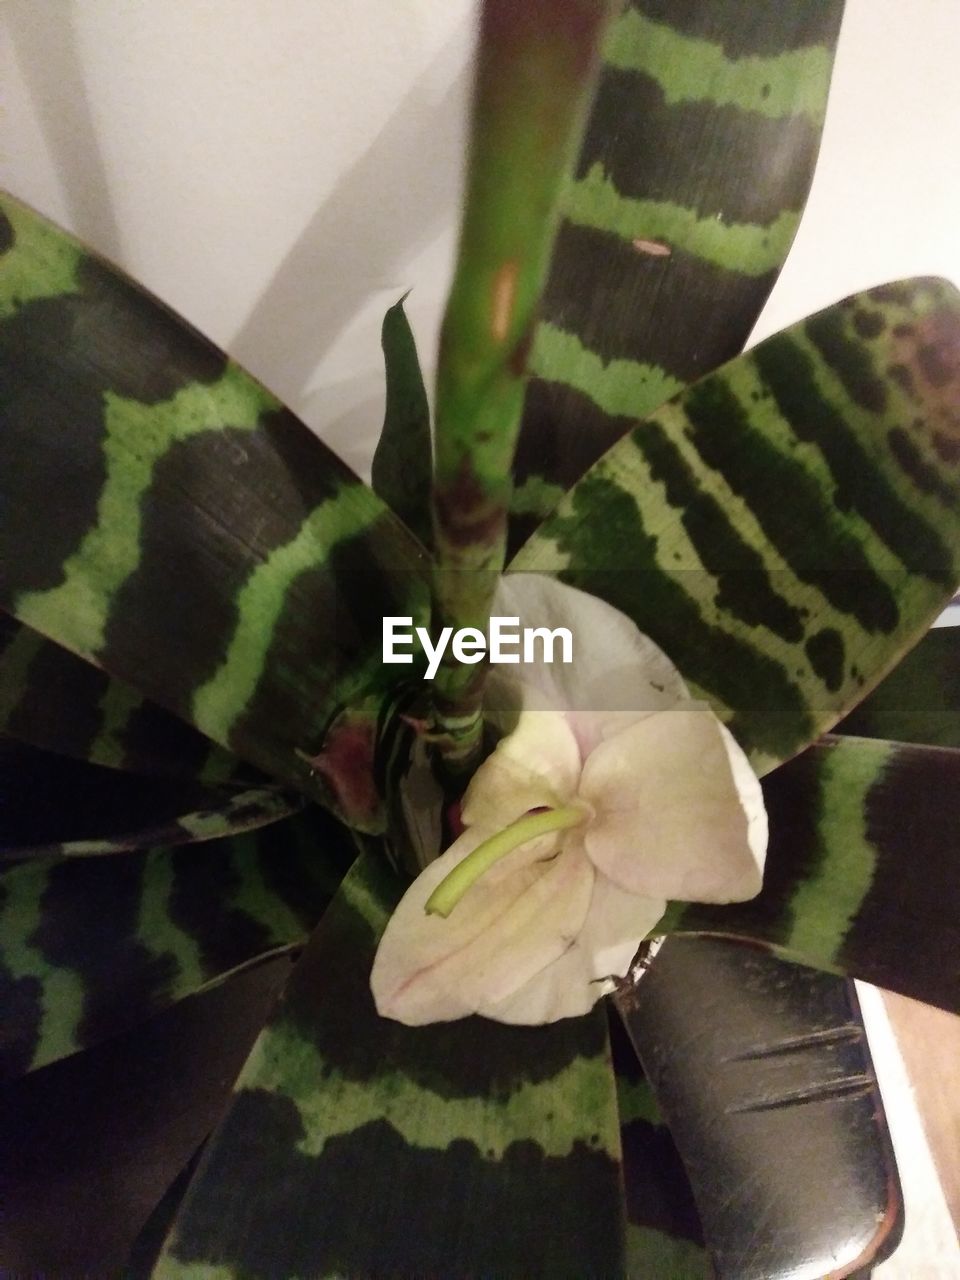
[[0, 193, 429, 804], [666, 735, 960, 1015], [0, 961, 288, 1275], [0, 806, 354, 1079], [0, 612, 253, 784], [510, 0, 846, 548], [512, 280, 960, 772], [0, 737, 303, 861], [152, 852, 626, 1278]]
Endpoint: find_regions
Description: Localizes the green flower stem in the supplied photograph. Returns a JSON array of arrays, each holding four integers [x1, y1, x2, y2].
[[425, 804, 587, 918], [430, 0, 617, 772]]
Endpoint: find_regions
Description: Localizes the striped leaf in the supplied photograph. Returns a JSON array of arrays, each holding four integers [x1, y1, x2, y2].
[[0, 737, 303, 861], [836, 623, 960, 747], [0, 961, 289, 1275], [0, 612, 253, 784], [512, 280, 960, 773], [0, 193, 429, 805], [510, 0, 845, 547], [0, 806, 354, 1079], [152, 852, 626, 1279], [666, 735, 960, 1016]]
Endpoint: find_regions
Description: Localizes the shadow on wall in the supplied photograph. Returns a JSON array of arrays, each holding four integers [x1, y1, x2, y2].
[[6, 2, 125, 263], [229, 22, 473, 413]]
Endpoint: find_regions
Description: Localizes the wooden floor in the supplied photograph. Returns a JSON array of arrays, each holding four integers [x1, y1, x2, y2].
[[883, 992, 960, 1231]]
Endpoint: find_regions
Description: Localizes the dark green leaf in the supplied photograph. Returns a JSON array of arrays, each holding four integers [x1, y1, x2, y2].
[[0, 959, 288, 1274], [370, 295, 432, 547], [0, 193, 429, 804], [510, 0, 846, 548], [0, 737, 304, 860], [609, 1010, 707, 1279], [153, 852, 626, 1278], [618, 943, 900, 1277], [0, 611, 253, 783], [512, 279, 960, 772], [667, 735, 960, 1015], [836, 623, 960, 747], [0, 805, 354, 1078]]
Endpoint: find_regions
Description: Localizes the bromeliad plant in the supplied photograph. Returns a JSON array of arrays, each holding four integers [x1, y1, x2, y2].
[[2, 1, 960, 1275]]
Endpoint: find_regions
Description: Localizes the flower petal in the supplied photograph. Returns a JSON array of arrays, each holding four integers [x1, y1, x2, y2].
[[479, 865, 666, 1024], [460, 707, 581, 829], [493, 573, 689, 753], [371, 828, 594, 1026], [580, 706, 767, 903]]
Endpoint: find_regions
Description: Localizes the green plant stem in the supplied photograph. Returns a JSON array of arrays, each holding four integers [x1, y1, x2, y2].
[[430, 0, 616, 773], [425, 804, 587, 917]]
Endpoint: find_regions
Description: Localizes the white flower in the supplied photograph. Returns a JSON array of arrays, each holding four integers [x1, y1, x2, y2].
[[371, 574, 767, 1026]]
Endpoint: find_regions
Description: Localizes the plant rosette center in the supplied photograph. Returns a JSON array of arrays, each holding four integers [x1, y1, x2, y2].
[[371, 574, 768, 1026]]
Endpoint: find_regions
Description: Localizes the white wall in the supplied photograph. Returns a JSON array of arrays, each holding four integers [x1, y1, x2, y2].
[[753, 0, 960, 343]]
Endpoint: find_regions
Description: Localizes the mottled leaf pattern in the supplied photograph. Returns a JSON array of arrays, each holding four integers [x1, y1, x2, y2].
[[510, 0, 845, 547], [153, 853, 626, 1279], [0, 193, 429, 805], [0, 612, 251, 784], [667, 735, 960, 1015], [513, 280, 960, 772], [0, 806, 354, 1078], [0, 737, 303, 861]]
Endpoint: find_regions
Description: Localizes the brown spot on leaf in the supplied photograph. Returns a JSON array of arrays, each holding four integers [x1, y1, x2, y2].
[[853, 309, 884, 339], [508, 320, 536, 378], [889, 306, 960, 444], [888, 363, 916, 398], [918, 340, 956, 389], [490, 259, 519, 343], [434, 461, 505, 550], [934, 431, 960, 464], [632, 237, 672, 257]]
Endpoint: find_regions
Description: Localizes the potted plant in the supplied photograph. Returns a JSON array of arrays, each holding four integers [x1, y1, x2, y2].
[[1, 1, 958, 1274]]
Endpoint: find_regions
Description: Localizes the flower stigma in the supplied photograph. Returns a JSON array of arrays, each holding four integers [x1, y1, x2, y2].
[[425, 804, 588, 918]]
